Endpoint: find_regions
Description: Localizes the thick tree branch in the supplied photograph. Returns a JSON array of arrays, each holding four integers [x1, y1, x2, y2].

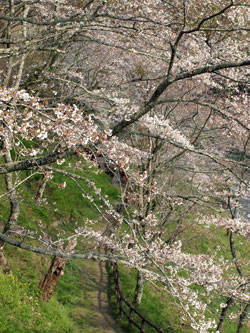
[[184, 1, 234, 34], [0, 232, 160, 280], [236, 303, 250, 333], [216, 297, 234, 332], [0, 150, 75, 175], [112, 59, 250, 135]]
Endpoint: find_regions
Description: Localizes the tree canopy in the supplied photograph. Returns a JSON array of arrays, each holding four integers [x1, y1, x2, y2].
[[0, 1, 249, 332]]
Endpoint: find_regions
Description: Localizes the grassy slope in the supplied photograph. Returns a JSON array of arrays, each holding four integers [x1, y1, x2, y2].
[[0, 161, 249, 332], [106, 176, 250, 332], [107, 221, 250, 333], [0, 160, 120, 332]]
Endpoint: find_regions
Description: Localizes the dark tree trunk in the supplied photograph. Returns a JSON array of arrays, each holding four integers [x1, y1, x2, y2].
[[38, 238, 77, 302], [0, 146, 20, 273], [133, 270, 145, 306], [36, 173, 49, 205], [0, 239, 10, 272], [216, 297, 233, 332], [236, 303, 250, 333]]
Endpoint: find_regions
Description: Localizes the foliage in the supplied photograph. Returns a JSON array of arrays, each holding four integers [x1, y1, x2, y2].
[[0, 0, 249, 332], [0, 271, 75, 332]]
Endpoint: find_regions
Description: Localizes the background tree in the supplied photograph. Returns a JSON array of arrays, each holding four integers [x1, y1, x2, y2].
[[0, 0, 249, 331]]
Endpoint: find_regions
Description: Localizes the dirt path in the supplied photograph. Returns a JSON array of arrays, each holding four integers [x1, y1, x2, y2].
[[73, 258, 123, 333], [96, 260, 123, 333]]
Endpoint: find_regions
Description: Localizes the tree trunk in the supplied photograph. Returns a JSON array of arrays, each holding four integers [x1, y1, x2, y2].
[[216, 297, 233, 332], [236, 303, 250, 333], [36, 174, 49, 205], [133, 270, 145, 306], [38, 238, 77, 302], [0, 142, 20, 274], [0, 239, 11, 272]]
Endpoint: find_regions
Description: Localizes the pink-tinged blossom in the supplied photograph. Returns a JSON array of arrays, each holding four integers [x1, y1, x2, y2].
[[198, 215, 250, 237], [143, 115, 194, 150], [1, 1, 250, 331]]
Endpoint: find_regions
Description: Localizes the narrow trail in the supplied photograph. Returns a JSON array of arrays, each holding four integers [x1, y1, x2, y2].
[[74, 257, 123, 333], [96, 260, 123, 333]]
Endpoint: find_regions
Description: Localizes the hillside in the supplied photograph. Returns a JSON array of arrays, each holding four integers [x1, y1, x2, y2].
[[0, 162, 249, 332], [0, 1, 250, 332]]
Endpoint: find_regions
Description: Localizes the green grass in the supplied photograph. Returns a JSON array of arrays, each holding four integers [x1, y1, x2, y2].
[[0, 158, 121, 332], [3, 244, 120, 332], [105, 194, 250, 333], [107, 261, 249, 333], [0, 157, 249, 332], [0, 158, 120, 234], [107, 264, 183, 333], [0, 270, 76, 332]]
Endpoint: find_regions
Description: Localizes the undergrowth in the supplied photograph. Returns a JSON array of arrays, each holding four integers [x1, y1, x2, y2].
[[0, 159, 249, 332], [0, 160, 120, 332]]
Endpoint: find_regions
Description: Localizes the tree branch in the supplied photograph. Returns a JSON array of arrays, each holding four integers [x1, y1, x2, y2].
[[0, 150, 75, 175], [236, 302, 250, 333], [112, 59, 250, 134]]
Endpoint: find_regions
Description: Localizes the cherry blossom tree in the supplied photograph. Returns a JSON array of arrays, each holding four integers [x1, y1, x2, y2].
[[0, 0, 250, 331]]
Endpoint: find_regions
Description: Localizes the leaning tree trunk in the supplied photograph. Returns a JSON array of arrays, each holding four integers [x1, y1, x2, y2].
[[0, 240, 10, 272], [133, 270, 145, 307], [0, 0, 25, 271], [216, 297, 234, 332], [36, 173, 49, 205], [38, 238, 77, 302], [236, 302, 250, 333], [0, 141, 20, 273]]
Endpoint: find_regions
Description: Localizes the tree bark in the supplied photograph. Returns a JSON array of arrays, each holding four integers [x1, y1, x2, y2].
[[38, 238, 77, 302], [0, 239, 10, 272], [236, 303, 250, 333], [0, 142, 20, 273], [133, 270, 145, 306], [216, 297, 233, 332], [36, 174, 49, 205]]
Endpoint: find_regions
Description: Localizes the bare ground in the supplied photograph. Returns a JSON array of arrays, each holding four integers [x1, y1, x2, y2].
[[72, 258, 123, 333]]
